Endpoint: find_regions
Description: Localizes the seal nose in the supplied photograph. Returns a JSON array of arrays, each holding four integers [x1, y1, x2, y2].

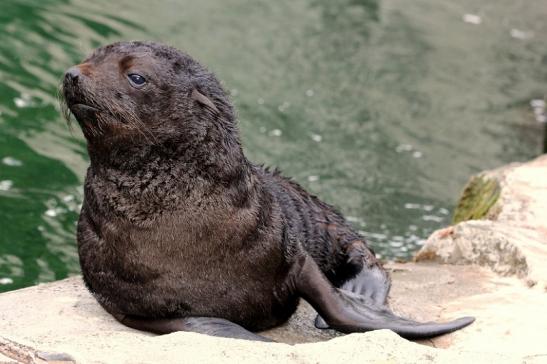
[[65, 66, 81, 84]]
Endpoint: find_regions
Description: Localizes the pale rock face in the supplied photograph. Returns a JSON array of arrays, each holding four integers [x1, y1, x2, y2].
[[418, 221, 530, 278], [0, 275, 523, 364], [413, 154, 547, 360], [417, 154, 547, 288]]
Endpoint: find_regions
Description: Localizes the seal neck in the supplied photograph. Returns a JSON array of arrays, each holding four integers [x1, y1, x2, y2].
[[86, 130, 252, 194]]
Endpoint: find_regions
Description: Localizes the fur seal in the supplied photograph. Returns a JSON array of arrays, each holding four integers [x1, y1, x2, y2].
[[61, 41, 474, 341]]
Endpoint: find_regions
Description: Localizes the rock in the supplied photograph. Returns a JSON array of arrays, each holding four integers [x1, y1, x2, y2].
[[416, 222, 531, 278], [412, 155, 547, 361], [452, 176, 500, 224], [0, 274, 524, 364], [416, 155, 547, 287], [387, 262, 547, 360]]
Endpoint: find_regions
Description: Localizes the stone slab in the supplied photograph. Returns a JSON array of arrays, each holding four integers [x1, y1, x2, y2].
[[1, 264, 542, 364]]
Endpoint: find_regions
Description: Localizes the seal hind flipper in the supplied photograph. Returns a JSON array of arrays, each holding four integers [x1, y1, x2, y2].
[[294, 255, 474, 339], [341, 265, 391, 306], [314, 289, 475, 339], [115, 314, 274, 342]]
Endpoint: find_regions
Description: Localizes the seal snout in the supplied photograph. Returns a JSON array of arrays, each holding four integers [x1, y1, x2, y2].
[[63, 65, 86, 103], [64, 66, 81, 85], [62, 64, 100, 127]]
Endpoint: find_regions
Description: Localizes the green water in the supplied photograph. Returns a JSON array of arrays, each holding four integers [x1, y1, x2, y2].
[[0, 0, 545, 292]]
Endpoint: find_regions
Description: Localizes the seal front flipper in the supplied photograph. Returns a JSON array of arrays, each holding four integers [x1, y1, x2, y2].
[[113, 314, 274, 342], [294, 255, 474, 339]]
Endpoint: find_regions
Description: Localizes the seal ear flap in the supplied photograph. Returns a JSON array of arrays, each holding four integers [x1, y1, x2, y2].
[[191, 88, 220, 114]]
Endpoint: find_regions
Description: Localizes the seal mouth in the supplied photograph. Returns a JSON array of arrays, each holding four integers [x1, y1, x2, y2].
[[68, 102, 101, 123], [71, 103, 100, 113]]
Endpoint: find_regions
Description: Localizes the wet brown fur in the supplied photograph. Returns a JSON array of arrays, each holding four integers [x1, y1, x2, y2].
[[60, 41, 474, 338]]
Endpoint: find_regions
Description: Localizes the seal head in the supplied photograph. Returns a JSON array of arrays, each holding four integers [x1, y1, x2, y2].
[[62, 41, 243, 176]]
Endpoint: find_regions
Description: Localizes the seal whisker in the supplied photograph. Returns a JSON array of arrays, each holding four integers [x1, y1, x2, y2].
[[58, 79, 74, 133], [120, 102, 158, 145], [100, 93, 157, 145]]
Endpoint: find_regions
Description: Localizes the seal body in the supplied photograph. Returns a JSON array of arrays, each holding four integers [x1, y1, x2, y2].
[[63, 41, 474, 340], [79, 166, 297, 330]]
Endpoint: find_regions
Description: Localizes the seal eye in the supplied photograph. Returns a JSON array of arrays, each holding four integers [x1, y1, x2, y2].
[[128, 73, 146, 87]]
